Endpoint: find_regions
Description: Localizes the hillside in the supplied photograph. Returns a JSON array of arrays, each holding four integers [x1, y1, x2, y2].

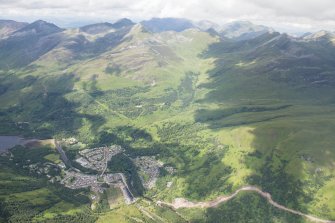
[[0, 18, 335, 223]]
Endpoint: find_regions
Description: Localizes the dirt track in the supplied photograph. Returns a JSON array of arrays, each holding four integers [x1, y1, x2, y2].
[[157, 186, 335, 223]]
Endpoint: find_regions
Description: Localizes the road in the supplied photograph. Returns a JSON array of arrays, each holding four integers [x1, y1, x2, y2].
[[157, 186, 335, 223], [54, 140, 71, 167], [117, 173, 135, 201], [100, 146, 109, 177]]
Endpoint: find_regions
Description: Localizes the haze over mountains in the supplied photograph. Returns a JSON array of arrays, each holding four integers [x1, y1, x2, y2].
[[1, 16, 334, 41], [1, 16, 335, 223]]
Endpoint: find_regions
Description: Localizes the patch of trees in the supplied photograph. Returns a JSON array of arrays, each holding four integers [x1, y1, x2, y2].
[[0, 199, 96, 223], [38, 212, 97, 223], [107, 154, 144, 196], [105, 64, 121, 75], [178, 72, 198, 107], [0, 162, 92, 223], [97, 126, 153, 148], [11, 146, 53, 163]]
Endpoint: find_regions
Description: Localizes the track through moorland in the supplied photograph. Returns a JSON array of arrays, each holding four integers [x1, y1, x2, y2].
[[157, 186, 335, 223]]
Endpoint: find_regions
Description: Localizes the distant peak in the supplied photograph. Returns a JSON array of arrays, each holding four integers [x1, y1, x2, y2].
[[33, 19, 47, 24], [303, 30, 334, 40], [30, 20, 60, 28], [13, 20, 62, 36], [193, 20, 220, 32], [27, 20, 61, 29], [220, 20, 274, 40], [112, 18, 135, 29], [79, 19, 135, 34], [115, 18, 133, 24]]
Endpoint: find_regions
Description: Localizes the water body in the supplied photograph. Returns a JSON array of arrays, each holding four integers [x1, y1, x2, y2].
[[0, 136, 25, 152]]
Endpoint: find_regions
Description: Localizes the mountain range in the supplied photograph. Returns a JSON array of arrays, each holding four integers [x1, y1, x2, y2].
[[1, 17, 335, 223]]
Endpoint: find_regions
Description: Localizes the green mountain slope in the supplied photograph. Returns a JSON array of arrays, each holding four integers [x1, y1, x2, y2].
[[196, 31, 335, 219]]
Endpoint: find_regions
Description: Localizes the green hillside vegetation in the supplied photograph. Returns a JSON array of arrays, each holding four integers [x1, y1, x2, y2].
[[0, 157, 96, 222], [194, 32, 335, 219]]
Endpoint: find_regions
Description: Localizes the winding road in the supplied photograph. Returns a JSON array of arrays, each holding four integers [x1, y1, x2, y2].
[[157, 186, 335, 223]]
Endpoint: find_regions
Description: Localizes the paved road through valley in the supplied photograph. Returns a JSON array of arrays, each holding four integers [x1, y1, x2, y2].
[[54, 140, 71, 167]]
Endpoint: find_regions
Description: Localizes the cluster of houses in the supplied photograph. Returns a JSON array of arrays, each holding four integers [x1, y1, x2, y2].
[[75, 145, 124, 172], [23, 161, 59, 177], [62, 171, 103, 193], [62, 170, 135, 204], [61, 145, 135, 205]]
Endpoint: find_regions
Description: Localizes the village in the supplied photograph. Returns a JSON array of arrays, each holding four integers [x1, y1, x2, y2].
[[75, 145, 124, 173], [2, 136, 175, 208], [61, 170, 135, 204], [59, 143, 177, 205], [60, 144, 135, 205]]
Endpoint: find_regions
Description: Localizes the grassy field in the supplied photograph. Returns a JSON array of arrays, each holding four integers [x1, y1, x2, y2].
[[106, 186, 124, 209]]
